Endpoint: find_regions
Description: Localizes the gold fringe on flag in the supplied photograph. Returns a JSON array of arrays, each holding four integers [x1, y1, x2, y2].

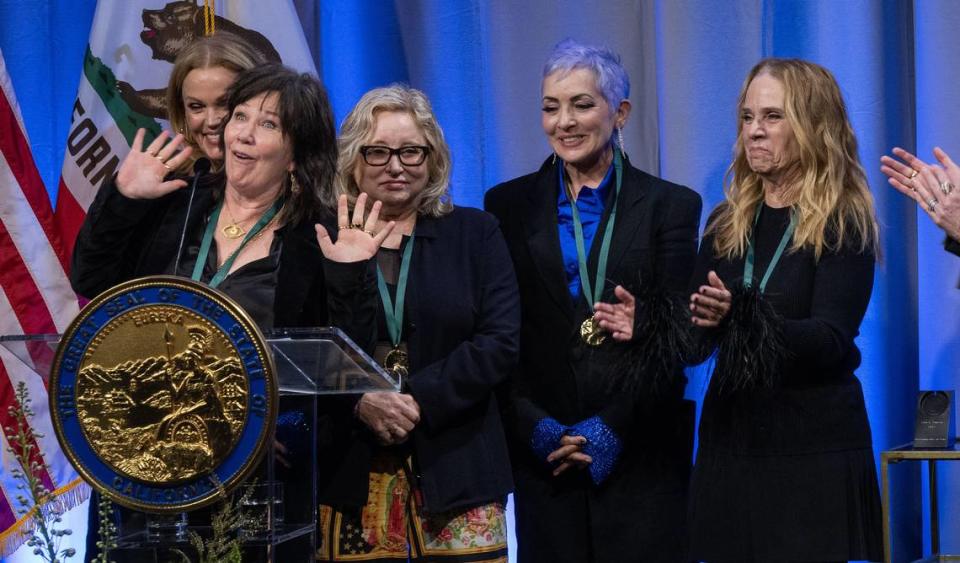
[[204, 0, 216, 36], [0, 478, 92, 558]]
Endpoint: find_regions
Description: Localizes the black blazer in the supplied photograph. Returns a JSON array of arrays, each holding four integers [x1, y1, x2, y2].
[[318, 207, 520, 514], [485, 156, 702, 563]]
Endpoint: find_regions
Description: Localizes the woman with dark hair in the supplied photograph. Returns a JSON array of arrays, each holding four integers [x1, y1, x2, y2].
[[71, 64, 388, 561], [686, 58, 882, 562], [72, 63, 349, 329], [485, 39, 702, 562], [314, 85, 519, 563]]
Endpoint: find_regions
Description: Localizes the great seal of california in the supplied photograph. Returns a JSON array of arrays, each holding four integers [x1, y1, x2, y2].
[[50, 276, 276, 513]]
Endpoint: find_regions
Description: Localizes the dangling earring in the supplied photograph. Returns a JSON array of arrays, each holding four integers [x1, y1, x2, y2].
[[617, 126, 626, 158], [552, 152, 558, 165], [289, 172, 301, 196]]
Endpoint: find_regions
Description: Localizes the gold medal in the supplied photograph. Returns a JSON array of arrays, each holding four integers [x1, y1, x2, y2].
[[384, 346, 409, 379], [580, 317, 606, 346]]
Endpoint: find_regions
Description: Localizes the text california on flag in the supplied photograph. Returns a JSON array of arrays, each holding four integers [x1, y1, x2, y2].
[[55, 0, 317, 259]]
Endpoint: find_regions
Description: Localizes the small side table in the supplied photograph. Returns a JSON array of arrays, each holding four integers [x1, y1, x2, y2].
[[881, 443, 960, 563]]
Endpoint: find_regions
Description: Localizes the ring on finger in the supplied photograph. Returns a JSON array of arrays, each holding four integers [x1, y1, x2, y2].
[[909, 169, 919, 179], [929, 198, 939, 210], [941, 181, 955, 195], [364, 229, 375, 235], [351, 222, 363, 229]]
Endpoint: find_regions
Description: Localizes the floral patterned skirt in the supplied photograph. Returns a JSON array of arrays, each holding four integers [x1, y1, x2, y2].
[[317, 451, 508, 562]]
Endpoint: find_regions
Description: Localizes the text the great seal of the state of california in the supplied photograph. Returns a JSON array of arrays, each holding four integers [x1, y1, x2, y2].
[[50, 276, 276, 513]]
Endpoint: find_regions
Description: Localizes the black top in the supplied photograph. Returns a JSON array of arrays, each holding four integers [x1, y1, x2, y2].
[[172, 214, 281, 329], [691, 204, 876, 455]]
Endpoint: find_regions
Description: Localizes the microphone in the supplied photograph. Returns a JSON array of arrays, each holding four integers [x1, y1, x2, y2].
[[173, 157, 211, 276]]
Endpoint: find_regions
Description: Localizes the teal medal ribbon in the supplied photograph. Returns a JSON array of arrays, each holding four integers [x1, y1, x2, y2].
[[192, 199, 282, 289], [560, 149, 623, 346], [376, 232, 415, 378], [743, 204, 797, 294]]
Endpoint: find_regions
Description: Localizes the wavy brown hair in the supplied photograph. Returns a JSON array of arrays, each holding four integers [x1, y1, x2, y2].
[[215, 64, 337, 227], [708, 58, 879, 260]]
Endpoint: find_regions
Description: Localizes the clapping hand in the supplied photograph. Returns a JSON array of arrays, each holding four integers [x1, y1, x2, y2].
[[593, 285, 636, 342], [116, 129, 193, 199], [881, 146, 960, 241], [316, 193, 396, 262], [690, 271, 731, 328]]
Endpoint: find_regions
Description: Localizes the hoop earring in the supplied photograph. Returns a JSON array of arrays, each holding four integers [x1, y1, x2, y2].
[[289, 172, 301, 196], [617, 126, 626, 158]]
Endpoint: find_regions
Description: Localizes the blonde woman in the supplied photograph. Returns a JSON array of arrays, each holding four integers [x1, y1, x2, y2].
[[686, 59, 882, 562], [315, 85, 518, 562], [165, 32, 264, 173]]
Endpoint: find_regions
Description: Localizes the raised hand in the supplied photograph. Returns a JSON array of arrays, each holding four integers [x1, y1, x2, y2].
[[593, 285, 636, 342], [881, 146, 960, 241], [116, 129, 194, 199], [316, 193, 396, 263], [690, 271, 731, 328], [356, 392, 421, 445]]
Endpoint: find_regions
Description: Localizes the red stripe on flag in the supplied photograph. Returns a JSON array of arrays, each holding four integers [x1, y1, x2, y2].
[[0, 361, 56, 494], [54, 178, 86, 269], [0, 219, 59, 340], [0, 85, 69, 275]]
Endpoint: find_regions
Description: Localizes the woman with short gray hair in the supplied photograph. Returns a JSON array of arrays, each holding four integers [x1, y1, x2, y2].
[[485, 39, 702, 562]]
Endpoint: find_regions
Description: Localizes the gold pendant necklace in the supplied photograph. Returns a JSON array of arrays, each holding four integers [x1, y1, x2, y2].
[[221, 200, 247, 239]]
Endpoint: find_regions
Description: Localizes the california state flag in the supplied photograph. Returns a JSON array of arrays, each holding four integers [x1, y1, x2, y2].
[[54, 0, 317, 260]]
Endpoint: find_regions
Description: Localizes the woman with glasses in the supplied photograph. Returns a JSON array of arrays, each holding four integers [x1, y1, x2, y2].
[[485, 39, 702, 562], [314, 85, 519, 562]]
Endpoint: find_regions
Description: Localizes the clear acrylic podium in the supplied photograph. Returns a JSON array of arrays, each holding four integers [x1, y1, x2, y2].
[[0, 327, 399, 562]]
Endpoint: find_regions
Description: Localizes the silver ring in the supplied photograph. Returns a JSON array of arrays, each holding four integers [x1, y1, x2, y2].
[[941, 181, 955, 195], [929, 198, 939, 211]]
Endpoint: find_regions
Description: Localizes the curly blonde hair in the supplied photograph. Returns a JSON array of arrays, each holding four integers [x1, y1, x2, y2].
[[708, 58, 879, 260], [328, 85, 453, 217]]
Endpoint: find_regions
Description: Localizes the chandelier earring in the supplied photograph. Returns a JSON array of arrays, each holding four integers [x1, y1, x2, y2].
[[617, 126, 626, 158]]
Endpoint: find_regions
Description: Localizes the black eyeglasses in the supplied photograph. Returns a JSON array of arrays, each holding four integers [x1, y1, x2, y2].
[[359, 145, 430, 166]]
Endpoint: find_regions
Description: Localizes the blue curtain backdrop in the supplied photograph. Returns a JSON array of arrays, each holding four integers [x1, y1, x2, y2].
[[5, 0, 960, 559]]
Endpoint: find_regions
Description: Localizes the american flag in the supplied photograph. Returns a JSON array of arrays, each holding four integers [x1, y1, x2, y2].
[[0, 49, 88, 557]]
